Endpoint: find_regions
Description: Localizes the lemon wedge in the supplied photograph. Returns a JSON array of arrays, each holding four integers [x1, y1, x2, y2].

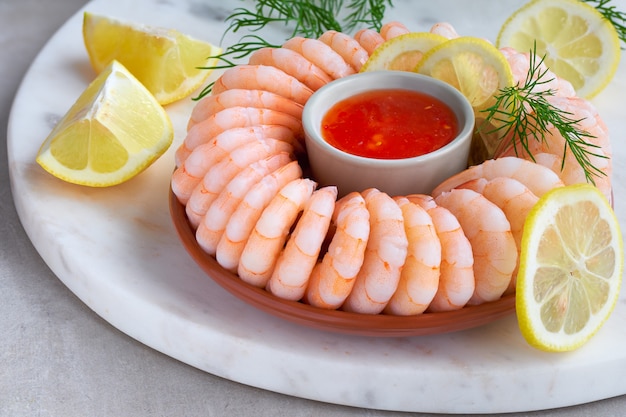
[[36, 60, 173, 187], [414, 36, 514, 115], [516, 184, 623, 352], [360, 32, 448, 72], [496, 0, 621, 99], [82, 12, 222, 105]]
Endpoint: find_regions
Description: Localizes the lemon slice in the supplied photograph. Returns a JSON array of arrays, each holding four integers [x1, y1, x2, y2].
[[496, 0, 621, 99], [516, 184, 623, 352], [414, 36, 514, 165], [36, 60, 173, 187], [83, 12, 222, 105], [414, 36, 514, 115], [360, 32, 448, 72]]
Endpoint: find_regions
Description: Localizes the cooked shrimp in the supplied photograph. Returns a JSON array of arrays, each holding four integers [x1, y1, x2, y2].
[[429, 22, 460, 39], [238, 178, 317, 287], [186, 139, 293, 228], [266, 186, 338, 300], [195, 153, 293, 256], [282, 37, 356, 79], [457, 177, 538, 247], [530, 152, 562, 171], [175, 106, 303, 166], [304, 192, 370, 309], [187, 89, 304, 130], [457, 177, 539, 293], [211, 64, 314, 105], [408, 194, 475, 311], [435, 188, 518, 304], [432, 156, 565, 198], [384, 197, 441, 316], [342, 189, 408, 315], [534, 151, 612, 206], [353, 28, 385, 55], [380, 21, 411, 40], [498, 95, 612, 201], [248, 47, 332, 91], [172, 125, 297, 204], [318, 30, 370, 72], [499, 47, 575, 97], [216, 160, 303, 272]]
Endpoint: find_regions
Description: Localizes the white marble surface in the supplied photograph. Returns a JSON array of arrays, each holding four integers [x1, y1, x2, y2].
[[3, 0, 626, 416]]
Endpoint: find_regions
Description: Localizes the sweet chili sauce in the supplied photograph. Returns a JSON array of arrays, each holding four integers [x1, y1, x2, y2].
[[321, 89, 459, 159]]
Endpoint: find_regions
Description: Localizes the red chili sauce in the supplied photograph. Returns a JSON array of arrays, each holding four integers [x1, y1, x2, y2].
[[321, 89, 459, 159]]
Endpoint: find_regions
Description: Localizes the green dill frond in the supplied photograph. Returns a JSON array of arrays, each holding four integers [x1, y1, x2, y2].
[[480, 44, 606, 185]]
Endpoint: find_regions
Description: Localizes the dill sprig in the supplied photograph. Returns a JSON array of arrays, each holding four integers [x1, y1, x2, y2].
[[481, 48, 606, 185], [196, 0, 392, 99], [583, 0, 626, 45], [224, 1, 342, 41], [222, 0, 391, 41], [342, 0, 390, 33]]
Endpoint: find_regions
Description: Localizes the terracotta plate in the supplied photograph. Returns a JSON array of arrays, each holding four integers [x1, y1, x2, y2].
[[170, 188, 516, 337]]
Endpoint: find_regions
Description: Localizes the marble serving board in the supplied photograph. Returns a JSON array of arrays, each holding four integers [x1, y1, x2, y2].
[[7, 0, 626, 413]]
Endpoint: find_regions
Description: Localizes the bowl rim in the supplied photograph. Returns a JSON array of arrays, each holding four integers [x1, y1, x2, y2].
[[170, 187, 516, 337], [302, 71, 475, 167]]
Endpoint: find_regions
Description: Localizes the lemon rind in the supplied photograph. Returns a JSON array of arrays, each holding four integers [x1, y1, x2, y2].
[[495, 0, 621, 99], [82, 12, 222, 105], [36, 60, 174, 187], [516, 184, 624, 352]]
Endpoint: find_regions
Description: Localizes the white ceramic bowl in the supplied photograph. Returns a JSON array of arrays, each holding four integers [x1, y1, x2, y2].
[[302, 71, 475, 197]]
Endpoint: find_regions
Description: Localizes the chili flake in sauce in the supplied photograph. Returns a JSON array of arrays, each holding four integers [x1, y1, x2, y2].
[[321, 89, 458, 159]]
